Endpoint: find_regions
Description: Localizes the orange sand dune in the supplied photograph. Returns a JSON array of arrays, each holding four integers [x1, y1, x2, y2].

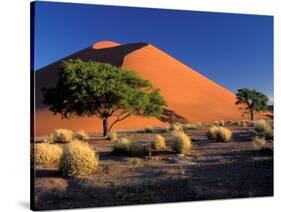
[[34, 41, 243, 136]]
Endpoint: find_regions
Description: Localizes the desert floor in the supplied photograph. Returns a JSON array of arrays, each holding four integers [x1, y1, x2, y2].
[[33, 126, 273, 210]]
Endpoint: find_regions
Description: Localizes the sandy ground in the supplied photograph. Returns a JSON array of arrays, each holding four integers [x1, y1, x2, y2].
[[33, 126, 273, 210]]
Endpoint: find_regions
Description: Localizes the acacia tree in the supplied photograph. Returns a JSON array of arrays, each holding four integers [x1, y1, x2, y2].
[[235, 88, 269, 120], [43, 59, 166, 136]]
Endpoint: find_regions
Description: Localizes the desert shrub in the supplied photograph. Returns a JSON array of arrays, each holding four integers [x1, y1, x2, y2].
[[113, 137, 131, 154], [213, 121, 220, 126], [182, 124, 196, 130], [130, 142, 152, 156], [108, 131, 118, 141], [196, 122, 203, 128], [171, 131, 192, 154], [144, 125, 153, 133], [53, 129, 73, 143], [169, 123, 183, 132], [42, 133, 54, 144], [207, 126, 232, 142], [217, 127, 232, 142], [33, 143, 62, 167], [239, 120, 248, 127], [218, 120, 225, 126], [207, 126, 219, 140], [152, 134, 166, 150], [264, 128, 273, 140], [73, 130, 89, 141], [252, 137, 266, 151], [254, 119, 270, 133], [59, 141, 99, 177]]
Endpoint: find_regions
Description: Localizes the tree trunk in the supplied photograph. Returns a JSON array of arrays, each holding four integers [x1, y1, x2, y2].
[[102, 118, 108, 137], [250, 109, 254, 121]]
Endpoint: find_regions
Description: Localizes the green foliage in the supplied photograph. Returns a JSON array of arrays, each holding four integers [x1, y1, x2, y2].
[[235, 88, 269, 120], [43, 59, 166, 136], [59, 141, 99, 177]]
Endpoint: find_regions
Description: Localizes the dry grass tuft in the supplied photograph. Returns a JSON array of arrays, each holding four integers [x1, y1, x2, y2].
[[171, 131, 192, 154], [129, 142, 152, 156], [152, 134, 166, 150], [53, 129, 73, 143], [169, 123, 183, 132], [108, 131, 118, 141], [59, 141, 99, 177], [144, 125, 154, 133], [42, 134, 54, 144], [207, 126, 232, 142], [252, 137, 267, 151], [33, 143, 62, 167], [113, 137, 131, 154], [73, 130, 89, 141]]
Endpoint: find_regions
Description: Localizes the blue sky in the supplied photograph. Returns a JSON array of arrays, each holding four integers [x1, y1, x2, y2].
[[33, 1, 273, 101]]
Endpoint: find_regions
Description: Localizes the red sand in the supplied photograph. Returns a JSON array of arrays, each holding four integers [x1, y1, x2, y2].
[[34, 41, 244, 136]]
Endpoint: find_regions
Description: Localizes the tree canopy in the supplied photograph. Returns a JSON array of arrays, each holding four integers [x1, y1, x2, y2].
[[43, 59, 166, 136], [235, 88, 269, 120]]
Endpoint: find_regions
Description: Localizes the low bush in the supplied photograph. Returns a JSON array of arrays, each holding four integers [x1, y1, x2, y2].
[[171, 131, 192, 154], [254, 119, 270, 133], [130, 142, 152, 156], [113, 137, 131, 154], [144, 125, 153, 133], [152, 134, 166, 150], [53, 129, 73, 143], [59, 141, 99, 177], [217, 127, 232, 142], [207, 126, 219, 140], [218, 120, 225, 126], [252, 137, 266, 151], [108, 131, 118, 141], [33, 143, 62, 167], [182, 124, 197, 130], [207, 126, 232, 142], [42, 134, 54, 144], [169, 123, 183, 132], [73, 130, 89, 141]]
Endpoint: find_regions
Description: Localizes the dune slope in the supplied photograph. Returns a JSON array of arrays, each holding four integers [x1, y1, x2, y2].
[[34, 41, 242, 136]]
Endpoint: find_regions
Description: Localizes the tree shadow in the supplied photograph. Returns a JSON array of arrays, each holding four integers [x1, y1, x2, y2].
[[160, 108, 187, 124]]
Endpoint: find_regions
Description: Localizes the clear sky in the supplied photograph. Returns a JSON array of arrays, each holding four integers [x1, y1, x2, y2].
[[33, 1, 273, 101]]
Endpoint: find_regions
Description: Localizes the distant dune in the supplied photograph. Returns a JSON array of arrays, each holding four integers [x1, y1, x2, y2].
[[34, 41, 244, 136]]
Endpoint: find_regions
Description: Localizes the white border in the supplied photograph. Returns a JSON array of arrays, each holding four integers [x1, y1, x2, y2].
[[0, 0, 279, 211]]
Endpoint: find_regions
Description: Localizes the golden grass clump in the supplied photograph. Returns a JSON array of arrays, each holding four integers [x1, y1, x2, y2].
[[33, 143, 62, 167], [129, 142, 151, 156], [169, 123, 183, 132], [113, 137, 131, 154], [217, 127, 232, 142], [218, 120, 225, 126], [183, 123, 197, 130], [108, 131, 118, 141], [144, 125, 153, 133], [254, 119, 270, 133], [152, 134, 166, 150], [53, 129, 73, 143], [171, 131, 192, 154], [42, 133, 54, 144], [207, 126, 219, 140], [59, 141, 99, 177], [252, 137, 266, 151], [73, 130, 89, 141], [207, 126, 232, 142]]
